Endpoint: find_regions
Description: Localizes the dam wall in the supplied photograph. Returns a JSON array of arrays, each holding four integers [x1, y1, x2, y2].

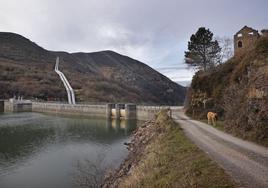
[[3, 101, 182, 121], [32, 103, 172, 120], [136, 106, 173, 121], [4, 100, 32, 112], [32, 102, 107, 118]]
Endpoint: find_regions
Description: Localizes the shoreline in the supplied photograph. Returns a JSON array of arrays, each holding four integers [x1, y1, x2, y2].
[[102, 110, 237, 188], [102, 119, 157, 187]]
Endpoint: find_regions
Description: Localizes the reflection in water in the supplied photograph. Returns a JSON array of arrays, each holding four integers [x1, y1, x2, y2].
[[0, 124, 55, 172], [0, 112, 138, 188], [107, 119, 137, 134]]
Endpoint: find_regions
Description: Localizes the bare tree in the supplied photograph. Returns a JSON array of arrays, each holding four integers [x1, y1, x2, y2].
[[216, 36, 234, 63]]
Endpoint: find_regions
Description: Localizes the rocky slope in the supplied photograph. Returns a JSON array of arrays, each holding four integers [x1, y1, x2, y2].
[[185, 35, 268, 145], [0, 32, 185, 105]]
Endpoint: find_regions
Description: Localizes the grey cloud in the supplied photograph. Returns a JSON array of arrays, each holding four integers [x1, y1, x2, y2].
[[0, 0, 267, 81]]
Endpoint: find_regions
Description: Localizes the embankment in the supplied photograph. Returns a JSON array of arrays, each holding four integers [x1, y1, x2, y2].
[[102, 110, 237, 188]]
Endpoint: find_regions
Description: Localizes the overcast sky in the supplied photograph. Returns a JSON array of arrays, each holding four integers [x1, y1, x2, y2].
[[0, 0, 267, 85]]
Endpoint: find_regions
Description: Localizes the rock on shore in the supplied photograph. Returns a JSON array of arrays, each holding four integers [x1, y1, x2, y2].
[[102, 118, 160, 187]]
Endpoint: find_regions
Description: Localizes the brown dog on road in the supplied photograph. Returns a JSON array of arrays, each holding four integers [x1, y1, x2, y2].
[[207, 112, 217, 126]]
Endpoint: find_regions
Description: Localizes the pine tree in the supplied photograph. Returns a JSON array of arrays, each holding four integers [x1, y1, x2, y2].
[[185, 27, 221, 71]]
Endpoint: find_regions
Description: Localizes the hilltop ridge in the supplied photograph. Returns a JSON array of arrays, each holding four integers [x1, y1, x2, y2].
[[0, 32, 186, 105]]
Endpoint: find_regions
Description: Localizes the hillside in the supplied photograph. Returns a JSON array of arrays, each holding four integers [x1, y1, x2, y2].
[[0, 32, 186, 105], [185, 36, 268, 145]]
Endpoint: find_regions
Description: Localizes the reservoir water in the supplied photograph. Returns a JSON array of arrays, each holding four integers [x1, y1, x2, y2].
[[0, 112, 137, 188]]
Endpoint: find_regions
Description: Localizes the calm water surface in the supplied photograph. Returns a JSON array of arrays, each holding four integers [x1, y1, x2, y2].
[[0, 112, 137, 188]]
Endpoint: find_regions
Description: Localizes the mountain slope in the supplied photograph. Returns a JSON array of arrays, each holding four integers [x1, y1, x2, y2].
[[185, 35, 268, 145], [0, 32, 186, 105]]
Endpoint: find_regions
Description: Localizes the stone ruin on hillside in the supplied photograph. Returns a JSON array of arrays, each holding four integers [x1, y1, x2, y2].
[[234, 25, 268, 55]]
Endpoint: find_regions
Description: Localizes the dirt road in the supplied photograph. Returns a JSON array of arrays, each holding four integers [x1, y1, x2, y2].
[[172, 109, 268, 188]]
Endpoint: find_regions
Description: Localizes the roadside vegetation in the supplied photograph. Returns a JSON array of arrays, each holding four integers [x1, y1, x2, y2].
[[104, 110, 237, 188], [184, 29, 268, 146], [199, 119, 225, 131]]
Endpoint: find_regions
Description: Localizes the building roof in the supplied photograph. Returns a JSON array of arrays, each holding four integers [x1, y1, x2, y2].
[[235, 25, 258, 35]]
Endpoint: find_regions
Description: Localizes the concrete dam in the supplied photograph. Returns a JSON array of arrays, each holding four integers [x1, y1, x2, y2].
[[1, 100, 176, 121], [0, 57, 177, 120]]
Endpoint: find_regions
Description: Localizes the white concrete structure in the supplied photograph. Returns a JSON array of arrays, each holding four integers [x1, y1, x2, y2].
[[55, 57, 76, 105]]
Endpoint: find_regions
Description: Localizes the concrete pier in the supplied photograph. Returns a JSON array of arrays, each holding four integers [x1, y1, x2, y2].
[[106, 103, 114, 119], [125, 104, 136, 119], [0, 100, 4, 113], [115, 103, 125, 119], [108, 103, 136, 119], [4, 100, 32, 112]]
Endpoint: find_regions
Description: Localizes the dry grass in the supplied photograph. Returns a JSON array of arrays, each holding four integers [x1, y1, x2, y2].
[[185, 35, 268, 146], [118, 111, 237, 188], [199, 119, 225, 131], [198, 118, 268, 147]]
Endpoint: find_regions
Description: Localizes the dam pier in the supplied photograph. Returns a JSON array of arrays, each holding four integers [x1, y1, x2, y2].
[[106, 103, 136, 120]]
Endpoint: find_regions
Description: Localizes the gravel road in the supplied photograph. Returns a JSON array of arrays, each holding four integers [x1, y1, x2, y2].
[[172, 109, 268, 188]]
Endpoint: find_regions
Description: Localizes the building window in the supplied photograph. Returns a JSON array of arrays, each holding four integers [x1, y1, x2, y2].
[[238, 41, 243, 48]]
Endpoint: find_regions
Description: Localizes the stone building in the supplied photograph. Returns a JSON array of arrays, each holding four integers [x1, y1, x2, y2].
[[234, 26, 260, 55]]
